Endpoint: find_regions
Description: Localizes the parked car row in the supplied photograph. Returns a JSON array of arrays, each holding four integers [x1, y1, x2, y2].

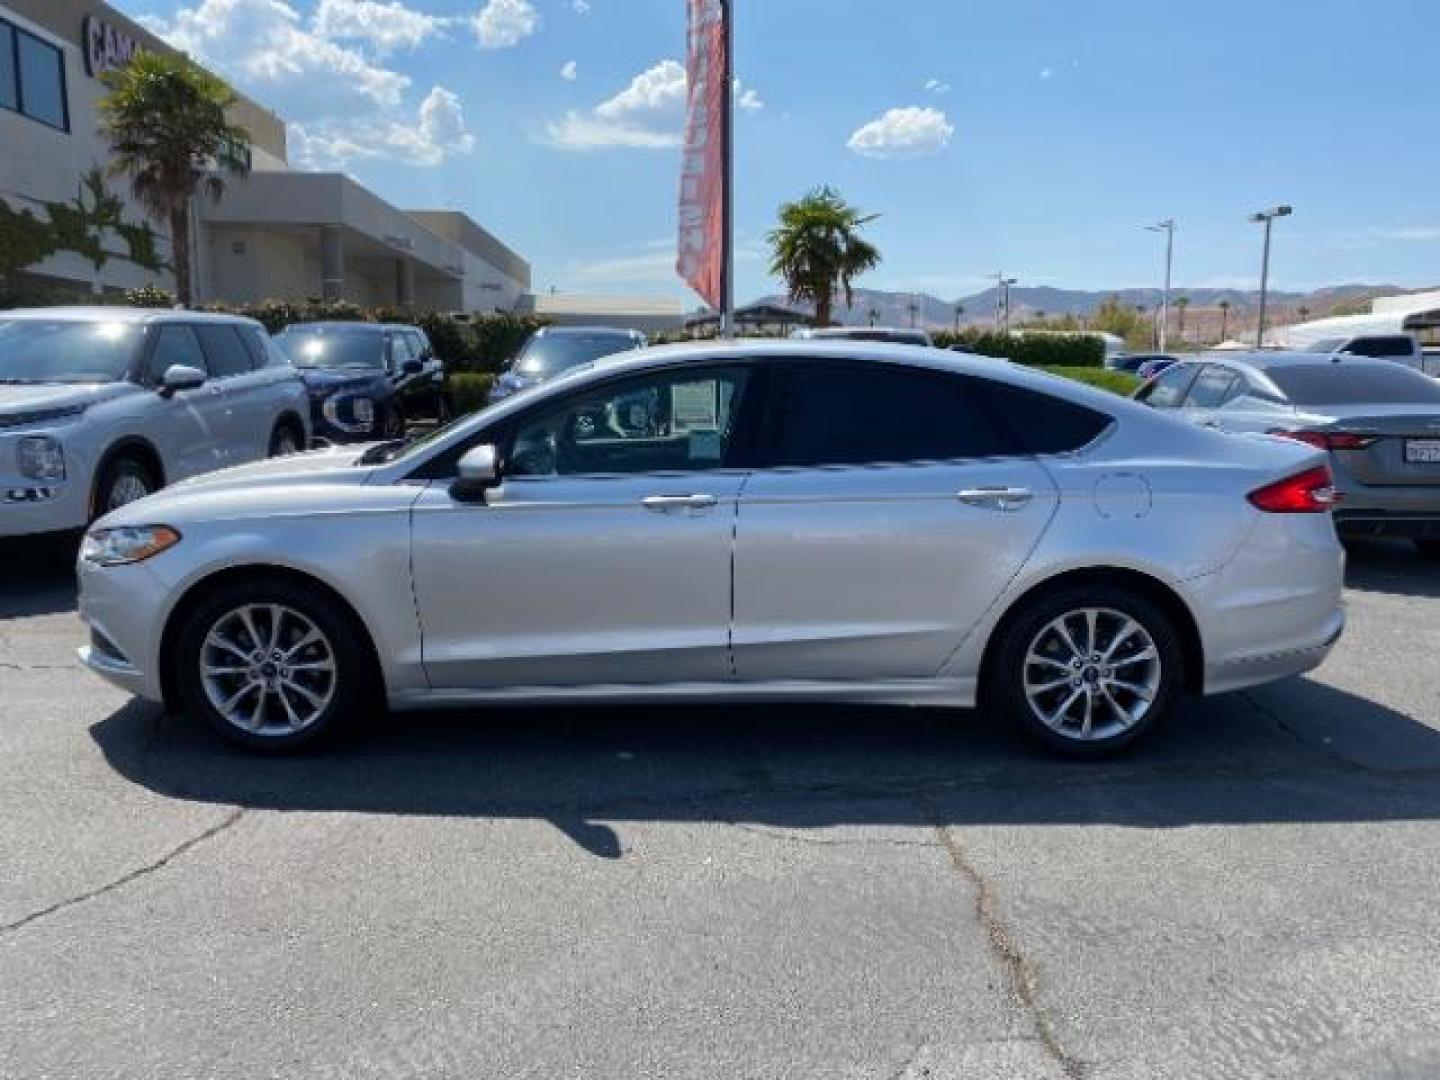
[[76, 338, 1344, 761]]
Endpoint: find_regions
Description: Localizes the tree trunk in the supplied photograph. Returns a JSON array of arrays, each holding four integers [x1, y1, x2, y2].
[[815, 288, 833, 328], [170, 201, 191, 307]]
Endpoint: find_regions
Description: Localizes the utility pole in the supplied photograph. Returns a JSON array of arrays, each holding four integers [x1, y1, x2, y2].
[[1249, 205, 1292, 348], [1144, 219, 1175, 351]]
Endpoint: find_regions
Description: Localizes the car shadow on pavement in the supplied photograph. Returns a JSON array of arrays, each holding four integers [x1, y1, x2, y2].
[[0, 537, 79, 618], [1344, 537, 1440, 598], [91, 676, 1440, 859]]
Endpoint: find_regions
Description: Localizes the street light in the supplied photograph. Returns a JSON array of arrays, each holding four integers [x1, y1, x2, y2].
[[991, 272, 1017, 332], [1144, 219, 1175, 351], [1248, 205, 1292, 348]]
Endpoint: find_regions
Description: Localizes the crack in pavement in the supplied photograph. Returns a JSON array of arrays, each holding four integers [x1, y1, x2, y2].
[[727, 820, 939, 850], [920, 795, 1087, 1080], [0, 808, 245, 938]]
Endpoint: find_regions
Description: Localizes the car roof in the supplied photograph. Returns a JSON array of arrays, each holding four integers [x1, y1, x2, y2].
[[1197, 350, 1407, 370], [281, 321, 416, 333], [801, 326, 927, 336], [0, 306, 263, 327], [532, 325, 644, 336]]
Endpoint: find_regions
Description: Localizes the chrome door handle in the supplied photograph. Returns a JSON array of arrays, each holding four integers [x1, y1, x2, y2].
[[642, 493, 719, 513], [957, 486, 1034, 511]]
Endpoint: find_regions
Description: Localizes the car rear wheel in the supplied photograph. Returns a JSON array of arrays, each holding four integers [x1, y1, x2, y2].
[[173, 577, 378, 751], [92, 455, 157, 521], [268, 421, 303, 457], [989, 585, 1184, 757]]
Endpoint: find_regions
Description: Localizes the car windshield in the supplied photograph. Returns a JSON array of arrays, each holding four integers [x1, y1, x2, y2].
[[513, 334, 637, 377], [279, 330, 386, 370], [1266, 364, 1440, 406], [0, 319, 140, 384]]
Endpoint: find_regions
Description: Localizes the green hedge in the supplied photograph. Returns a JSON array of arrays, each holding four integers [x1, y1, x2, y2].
[[447, 372, 497, 416], [933, 329, 1105, 369], [1038, 365, 1140, 395]]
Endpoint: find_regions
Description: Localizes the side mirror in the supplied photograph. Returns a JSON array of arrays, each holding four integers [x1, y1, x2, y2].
[[160, 363, 206, 397], [402, 359, 423, 376], [450, 444, 500, 503]]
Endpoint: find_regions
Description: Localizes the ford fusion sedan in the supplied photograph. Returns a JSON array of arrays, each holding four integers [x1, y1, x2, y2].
[[1135, 352, 1440, 557], [78, 340, 1344, 758], [1, 307, 308, 538], [275, 322, 448, 443], [488, 326, 646, 404]]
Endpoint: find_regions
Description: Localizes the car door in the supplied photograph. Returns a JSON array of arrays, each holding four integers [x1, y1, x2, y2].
[[408, 362, 757, 689], [139, 324, 229, 479], [731, 361, 1060, 683], [194, 323, 269, 463]]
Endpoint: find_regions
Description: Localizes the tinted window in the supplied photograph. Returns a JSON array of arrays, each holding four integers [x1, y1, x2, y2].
[[514, 333, 640, 378], [146, 326, 208, 382], [15, 29, 65, 130], [1341, 336, 1415, 359], [986, 381, 1111, 454], [771, 364, 1009, 467], [1266, 364, 1440, 406], [195, 325, 254, 378], [390, 334, 417, 368], [278, 329, 386, 369], [0, 24, 16, 111], [509, 367, 749, 477], [1137, 363, 1198, 408], [1185, 366, 1240, 408], [0, 319, 139, 384], [407, 331, 430, 359], [238, 325, 271, 368]]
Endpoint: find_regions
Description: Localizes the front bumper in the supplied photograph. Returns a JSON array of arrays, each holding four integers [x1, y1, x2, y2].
[[75, 557, 169, 703], [0, 478, 89, 537]]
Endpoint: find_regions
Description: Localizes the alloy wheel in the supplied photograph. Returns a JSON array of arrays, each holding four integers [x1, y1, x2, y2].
[[199, 604, 338, 736], [1021, 607, 1162, 742], [106, 473, 151, 512]]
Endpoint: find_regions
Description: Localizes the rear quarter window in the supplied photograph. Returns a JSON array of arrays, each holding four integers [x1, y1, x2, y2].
[[985, 381, 1112, 454]]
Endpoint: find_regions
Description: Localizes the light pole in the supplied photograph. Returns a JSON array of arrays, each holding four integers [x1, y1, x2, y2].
[[991, 272, 1017, 332], [1248, 205, 1292, 348], [1144, 219, 1175, 351]]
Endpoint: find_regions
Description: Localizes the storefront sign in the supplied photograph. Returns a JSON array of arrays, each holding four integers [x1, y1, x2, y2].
[[83, 16, 141, 79]]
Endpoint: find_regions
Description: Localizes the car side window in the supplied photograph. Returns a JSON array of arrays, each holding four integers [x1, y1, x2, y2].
[[408, 331, 431, 360], [195, 325, 254, 378], [144, 325, 208, 384], [390, 334, 416, 371], [508, 367, 750, 477], [984, 381, 1112, 453], [237, 326, 272, 369], [1136, 363, 1197, 408], [768, 363, 1011, 468], [1341, 336, 1414, 359], [1183, 365, 1240, 409]]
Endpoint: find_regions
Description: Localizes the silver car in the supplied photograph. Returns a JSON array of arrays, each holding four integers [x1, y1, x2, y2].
[[1135, 352, 1440, 557], [77, 341, 1344, 757], [1, 307, 309, 537]]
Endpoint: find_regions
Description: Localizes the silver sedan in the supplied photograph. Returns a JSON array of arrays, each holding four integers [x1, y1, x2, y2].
[[76, 341, 1345, 757]]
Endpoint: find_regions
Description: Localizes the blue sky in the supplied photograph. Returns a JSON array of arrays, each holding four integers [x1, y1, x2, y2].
[[118, 0, 1439, 305]]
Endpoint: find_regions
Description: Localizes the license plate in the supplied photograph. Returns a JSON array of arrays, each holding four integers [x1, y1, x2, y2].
[[1404, 438, 1440, 464]]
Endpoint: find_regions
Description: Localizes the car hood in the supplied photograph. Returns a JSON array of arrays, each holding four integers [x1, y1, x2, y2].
[[0, 382, 130, 425], [172, 443, 378, 492]]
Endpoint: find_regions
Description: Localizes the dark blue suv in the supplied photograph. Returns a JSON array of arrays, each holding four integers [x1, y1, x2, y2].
[[275, 322, 448, 443]]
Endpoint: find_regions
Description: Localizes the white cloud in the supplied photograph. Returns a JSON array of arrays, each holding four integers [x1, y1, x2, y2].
[[1329, 226, 1440, 251], [312, 0, 449, 54], [473, 0, 538, 49], [924, 78, 950, 95], [846, 106, 953, 159], [1039, 67, 1053, 79], [560, 60, 578, 81], [572, 0, 591, 11], [543, 59, 761, 151], [144, 0, 409, 112], [291, 85, 475, 167]]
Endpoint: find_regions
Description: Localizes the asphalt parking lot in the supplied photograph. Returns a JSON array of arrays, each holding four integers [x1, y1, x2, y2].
[[1, 539, 1438, 1079]]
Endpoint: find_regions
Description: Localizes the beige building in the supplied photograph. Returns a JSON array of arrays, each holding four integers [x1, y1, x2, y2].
[[0, 0, 530, 311]]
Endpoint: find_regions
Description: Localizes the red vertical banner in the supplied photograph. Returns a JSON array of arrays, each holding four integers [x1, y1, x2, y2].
[[676, 0, 728, 311]]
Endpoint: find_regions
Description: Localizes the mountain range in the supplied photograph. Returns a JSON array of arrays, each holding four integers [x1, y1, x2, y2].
[[749, 284, 1426, 331]]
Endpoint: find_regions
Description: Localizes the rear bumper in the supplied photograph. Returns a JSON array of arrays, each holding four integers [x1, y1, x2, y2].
[[1333, 509, 1440, 540], [1202, 608, 1344, 695]]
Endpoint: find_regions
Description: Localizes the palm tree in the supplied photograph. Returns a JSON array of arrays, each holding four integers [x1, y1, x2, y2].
[[767, 186, 881, 327], [98, 52, 251, 306], [907, 300, 920, 328], [867, 306, 880, 327], [953, 303, 964, 332], [1218, 299, 1232, 341], [1175, 296, 1190, 340]]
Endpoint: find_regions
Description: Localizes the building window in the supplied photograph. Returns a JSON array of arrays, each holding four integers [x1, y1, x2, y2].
[[0, 17, 69, 133]]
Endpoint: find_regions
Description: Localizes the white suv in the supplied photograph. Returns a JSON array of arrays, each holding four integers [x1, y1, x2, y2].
[[0, 307, 309, 538]]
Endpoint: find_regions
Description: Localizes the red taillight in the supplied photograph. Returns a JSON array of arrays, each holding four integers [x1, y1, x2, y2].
[[1275, 430, 1377, 450], [1248, 465, 1341, 513]]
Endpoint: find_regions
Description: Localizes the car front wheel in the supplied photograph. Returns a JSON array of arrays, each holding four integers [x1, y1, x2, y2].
[[988, 585, 1184, 757], [173, 576, 378, 751], [92, 455, 157, 521]]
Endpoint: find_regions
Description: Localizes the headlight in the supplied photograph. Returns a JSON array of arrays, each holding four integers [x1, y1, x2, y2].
[[17, 436, 65, 481], [81, 525, 181, 567], [321, 394, 376, 432]]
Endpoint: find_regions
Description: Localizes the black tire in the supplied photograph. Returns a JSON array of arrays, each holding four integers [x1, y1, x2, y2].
[[435, 393, 452, 424], [383, 406, 406, 439], [91, 454, 157, 521], [268, 420, 304, 457], [986, 584, 1185, 758], [1414, 538, 1440, 560], [171, 575, 379, 752]]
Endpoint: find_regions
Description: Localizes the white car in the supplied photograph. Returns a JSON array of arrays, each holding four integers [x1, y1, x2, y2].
[[77, 341, 1344, 757], [1, 307, 309, 537]]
